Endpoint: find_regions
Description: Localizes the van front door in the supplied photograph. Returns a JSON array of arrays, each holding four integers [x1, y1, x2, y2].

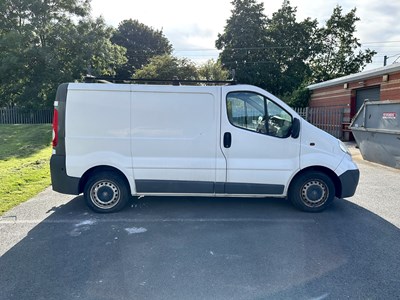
[[219, 88, 300, 196]]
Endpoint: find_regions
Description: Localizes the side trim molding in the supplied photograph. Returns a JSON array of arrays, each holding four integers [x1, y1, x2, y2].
[[135, 180, 284, 195]]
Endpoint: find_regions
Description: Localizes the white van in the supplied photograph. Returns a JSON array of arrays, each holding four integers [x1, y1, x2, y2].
[[50, 80, 359, 213]]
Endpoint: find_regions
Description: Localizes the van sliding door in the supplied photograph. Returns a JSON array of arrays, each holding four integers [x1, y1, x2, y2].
[[131, 86, 220, 195]]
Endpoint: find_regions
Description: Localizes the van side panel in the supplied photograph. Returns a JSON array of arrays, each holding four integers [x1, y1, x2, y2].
[[299, 120, 345, 171], [131, 87, 219, 193], [65, 84, 134, 191]]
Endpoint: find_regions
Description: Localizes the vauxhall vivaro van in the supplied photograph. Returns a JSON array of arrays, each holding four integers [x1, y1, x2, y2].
[[50, 79, 359, 213]]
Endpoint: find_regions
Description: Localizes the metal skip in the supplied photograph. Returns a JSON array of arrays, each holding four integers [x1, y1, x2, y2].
[[350, 100, 400, 168]]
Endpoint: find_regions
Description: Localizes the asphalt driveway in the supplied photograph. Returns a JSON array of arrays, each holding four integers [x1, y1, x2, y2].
[[1, 146, 399, 300]]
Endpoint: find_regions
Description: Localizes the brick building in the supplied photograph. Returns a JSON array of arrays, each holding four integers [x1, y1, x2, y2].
[[307, 63, 400, 140]]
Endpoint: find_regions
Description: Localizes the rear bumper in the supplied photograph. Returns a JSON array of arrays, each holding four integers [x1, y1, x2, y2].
[[338, 169, 360, 198], [50, 155, 80, 195]]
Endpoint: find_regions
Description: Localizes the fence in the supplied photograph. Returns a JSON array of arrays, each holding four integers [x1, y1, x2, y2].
[[294, 107, 344, 139], [1, 106, 346, 138], [0, 107, 53, 124]]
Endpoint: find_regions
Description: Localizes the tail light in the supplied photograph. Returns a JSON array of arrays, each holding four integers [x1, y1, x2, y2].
[[52, 102, 59, 148]]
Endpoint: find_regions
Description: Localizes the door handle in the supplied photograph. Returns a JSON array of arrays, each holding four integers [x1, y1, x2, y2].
[[223, 132, 232, 148]]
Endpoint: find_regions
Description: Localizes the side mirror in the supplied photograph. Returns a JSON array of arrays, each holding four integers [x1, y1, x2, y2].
[[291, 118, 300, 139]]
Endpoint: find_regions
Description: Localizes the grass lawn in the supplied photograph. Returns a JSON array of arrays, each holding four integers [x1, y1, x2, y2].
[[0, 124, 52, 215]]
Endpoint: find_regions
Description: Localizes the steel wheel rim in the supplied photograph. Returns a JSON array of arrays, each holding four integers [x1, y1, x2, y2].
[[90, 180, 120, 210], [300, 179, 328, 208]]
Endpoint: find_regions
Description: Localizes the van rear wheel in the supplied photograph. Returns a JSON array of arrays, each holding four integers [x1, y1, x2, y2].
[[84, 172, 129, 213], [289, 171, 335, 212]]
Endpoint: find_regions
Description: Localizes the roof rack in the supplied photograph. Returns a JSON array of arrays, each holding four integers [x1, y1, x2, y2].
[[83, 75, 236, 86]]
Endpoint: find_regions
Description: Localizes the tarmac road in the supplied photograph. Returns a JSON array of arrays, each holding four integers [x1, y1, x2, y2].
[[0, 146, 399, 300]]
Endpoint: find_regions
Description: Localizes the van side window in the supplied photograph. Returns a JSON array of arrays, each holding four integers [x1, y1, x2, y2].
[[227, 92, 293, 138]]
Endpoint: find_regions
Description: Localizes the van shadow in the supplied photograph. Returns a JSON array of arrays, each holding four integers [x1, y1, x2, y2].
[[1, 196, 399, 300]]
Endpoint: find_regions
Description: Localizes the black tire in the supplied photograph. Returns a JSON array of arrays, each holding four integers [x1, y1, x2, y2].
[[288, 171, 335, 212], [84, 171, 130, 213]]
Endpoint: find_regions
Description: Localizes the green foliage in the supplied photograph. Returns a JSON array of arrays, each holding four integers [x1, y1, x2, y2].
[[134, 54, 199, 80], [215, 0, 319, 95], [198, 59, 230, 81], [0, 125, 52, 215], [0, 0, 126, 108], [0, 0, 378, 109], [112, 19, 173, 78], [286, 85, 312, 108], [310, 6, 377, 82], [216, 0, 376, 101], [216, 0, 271, 89], [265, 1, 317, 95]]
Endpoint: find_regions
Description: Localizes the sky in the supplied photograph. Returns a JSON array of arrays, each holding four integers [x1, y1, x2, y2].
[[90, 0, 400, 70]]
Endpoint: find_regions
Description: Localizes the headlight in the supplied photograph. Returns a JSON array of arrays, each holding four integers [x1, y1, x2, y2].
[[339, 140, 351, 155]]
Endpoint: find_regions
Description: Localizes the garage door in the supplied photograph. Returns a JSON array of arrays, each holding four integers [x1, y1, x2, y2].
[[356, 86, 380, 113]]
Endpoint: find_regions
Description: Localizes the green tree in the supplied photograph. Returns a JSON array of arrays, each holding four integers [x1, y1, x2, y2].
[[285, 84, 311, 108], [310, 6, 376, 82], [111, 19, 173, 78], [216, 0, 273, 89], [198, 59, 230, 81], [0, 0, 126, 108], [265, 0, 318, 96], [133, 54, 199, 81], [216, 0, 317, 96], [216, 1, 375, 104], [0, 0, 92, 106]]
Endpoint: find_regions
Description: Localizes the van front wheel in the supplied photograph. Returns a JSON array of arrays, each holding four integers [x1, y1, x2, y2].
[[289, 171, 335, 212], [84, 172, 129, 213]]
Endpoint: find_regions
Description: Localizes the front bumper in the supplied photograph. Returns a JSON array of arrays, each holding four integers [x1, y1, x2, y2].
[[338, 169, 360, 198]]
